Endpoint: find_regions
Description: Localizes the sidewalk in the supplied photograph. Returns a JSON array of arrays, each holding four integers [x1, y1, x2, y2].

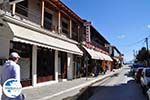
[[22, 68, 122, 100]]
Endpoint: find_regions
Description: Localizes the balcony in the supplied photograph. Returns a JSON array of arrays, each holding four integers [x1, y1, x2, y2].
[[0, 0, 83, 43]]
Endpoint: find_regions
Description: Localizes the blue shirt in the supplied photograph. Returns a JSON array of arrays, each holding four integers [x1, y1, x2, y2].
[[1, 60, 21, 100], [1, 60, 20, 85]]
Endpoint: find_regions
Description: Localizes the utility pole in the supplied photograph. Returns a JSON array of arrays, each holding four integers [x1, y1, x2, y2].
[[133, 49, 136, 61], [146, 37, 149, 51], [145, 37, 149, 66]]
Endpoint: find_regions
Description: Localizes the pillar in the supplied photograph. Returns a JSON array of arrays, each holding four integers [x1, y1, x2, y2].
[[41, 0, 45, 27], [12, 3, 16, 16], [32, 45, 37, 87], [69, 19, 72, 38], [67, 53, 73, 80], [58, 11, 61, 33], [55, 50, 59, 81]]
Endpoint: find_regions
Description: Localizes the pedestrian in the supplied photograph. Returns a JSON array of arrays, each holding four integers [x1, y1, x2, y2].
[[1, 52, 24, 100]]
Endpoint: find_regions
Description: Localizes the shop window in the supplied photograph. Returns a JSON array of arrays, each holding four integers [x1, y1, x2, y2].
[[44, 11, 53, 30], [10, 41, 32, 86], [37, 47, 55, 82], [16, 0, 28, 17]]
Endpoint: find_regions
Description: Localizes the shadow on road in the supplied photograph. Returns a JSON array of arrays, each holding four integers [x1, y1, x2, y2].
[[63, 79, 147, 100], [88, 80, 147, 100]]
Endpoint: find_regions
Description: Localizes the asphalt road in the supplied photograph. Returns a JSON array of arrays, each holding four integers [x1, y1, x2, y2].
[[89, 65, 147, 100]]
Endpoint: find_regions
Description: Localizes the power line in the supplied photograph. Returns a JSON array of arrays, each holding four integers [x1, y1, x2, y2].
[[122, 38, 145, 47], [121, 35, 150, 47]]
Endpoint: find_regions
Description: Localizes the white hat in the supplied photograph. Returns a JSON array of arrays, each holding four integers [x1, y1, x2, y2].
[[10, 52, 20, 58]]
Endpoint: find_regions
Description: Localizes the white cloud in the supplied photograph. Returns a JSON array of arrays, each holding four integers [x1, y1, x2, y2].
[[147, 24, 150, 29], [117, 34, 126, 39]]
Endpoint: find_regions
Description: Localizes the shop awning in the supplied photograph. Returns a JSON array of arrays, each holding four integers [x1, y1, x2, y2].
[[95, 51, 105, 60], [83, 46, 99, 59], [113, 57, 119, 62], [6, 22, 83, 56], [83, 46, 113, 61], [102, 53, 113, 61], [83, 46, 104, 60]]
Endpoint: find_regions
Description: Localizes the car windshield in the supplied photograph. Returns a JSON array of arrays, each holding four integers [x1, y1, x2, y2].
[[146, 69, 150, 77]]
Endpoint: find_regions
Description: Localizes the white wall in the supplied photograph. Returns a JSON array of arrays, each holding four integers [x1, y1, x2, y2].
[[0, 37, 10, 58]]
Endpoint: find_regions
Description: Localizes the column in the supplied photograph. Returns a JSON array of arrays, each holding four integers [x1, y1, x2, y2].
[[58, 11, 61, 33], [41, 0, 45, 27], [32, 45, 37, 87], [55, 50, 58, 81], [12, 3, 16, 16], [67, 53, 73, 80], [69, 19, 72, 38]]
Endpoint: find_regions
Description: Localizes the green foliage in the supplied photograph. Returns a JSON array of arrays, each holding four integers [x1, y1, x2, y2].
[[136, 47, 149, 61]]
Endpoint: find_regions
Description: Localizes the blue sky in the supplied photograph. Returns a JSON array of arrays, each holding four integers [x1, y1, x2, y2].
[[62, 0, 150, 62]]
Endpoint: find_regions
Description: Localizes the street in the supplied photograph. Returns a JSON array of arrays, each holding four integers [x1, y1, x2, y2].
[[89, 65, 147, 100]]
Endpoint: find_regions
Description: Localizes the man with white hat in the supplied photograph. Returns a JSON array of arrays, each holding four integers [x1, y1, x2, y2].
[[1, 52, 23, 100]]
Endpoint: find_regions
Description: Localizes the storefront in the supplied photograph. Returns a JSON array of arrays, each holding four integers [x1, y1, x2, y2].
[[83, 46, 113, 76], [73, 55, 82, 78], [37, 47, 55, 83], [10, 41, 32, 87], [0, 18, 83, 87]]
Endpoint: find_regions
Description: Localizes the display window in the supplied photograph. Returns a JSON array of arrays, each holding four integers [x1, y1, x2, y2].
[[10, 41, 32, 86]]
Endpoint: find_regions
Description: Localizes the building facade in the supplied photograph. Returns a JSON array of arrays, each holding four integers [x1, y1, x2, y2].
[[81, 21, 113, 76], [0, 0, 84, 87], [0, 0, 119, 88]]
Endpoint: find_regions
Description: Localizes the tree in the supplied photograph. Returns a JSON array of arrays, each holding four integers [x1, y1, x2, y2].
[[136, 47, 149, 62]]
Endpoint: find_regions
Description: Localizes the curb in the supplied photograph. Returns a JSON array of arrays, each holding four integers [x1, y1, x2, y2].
[[38, 68, 122, 100]]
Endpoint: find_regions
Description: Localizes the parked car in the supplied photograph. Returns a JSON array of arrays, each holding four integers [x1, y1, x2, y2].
[[135, 67, 144, 83], [147, 88, 150, 100], [140, 68, 150, 93], [131, 63, 145, 75]]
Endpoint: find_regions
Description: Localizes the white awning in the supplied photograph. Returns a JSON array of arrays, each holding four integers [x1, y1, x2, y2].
[[83, 46, 113, 61], [83, 46, 99, 59], [7, 22, 83, 56], [102, 53, 113, 61], [95, 51, 105, 60], [83, 46, 104, 60]]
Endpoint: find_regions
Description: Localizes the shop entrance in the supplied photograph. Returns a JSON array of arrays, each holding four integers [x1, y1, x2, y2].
[[58, 51, 67, 80], [37, 47, 55, 83]]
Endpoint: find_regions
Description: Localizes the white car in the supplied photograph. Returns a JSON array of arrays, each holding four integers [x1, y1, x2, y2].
[[140, 68, 150, 92], [147, 89, 150, 100]]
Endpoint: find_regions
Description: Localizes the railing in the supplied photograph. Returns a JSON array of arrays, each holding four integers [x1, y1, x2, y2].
[[0, 3, 82, 42], [15, 4, 42, 26], [92, 41, 109, 52]]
